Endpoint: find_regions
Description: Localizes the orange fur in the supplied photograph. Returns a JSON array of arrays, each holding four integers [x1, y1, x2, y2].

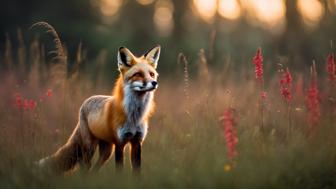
[[38, 46, 160, 173]]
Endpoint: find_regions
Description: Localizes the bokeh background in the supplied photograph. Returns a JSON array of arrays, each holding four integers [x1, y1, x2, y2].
[[1, 0, 336, 76]]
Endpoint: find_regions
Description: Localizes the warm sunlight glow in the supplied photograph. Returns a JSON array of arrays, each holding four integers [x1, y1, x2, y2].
[[242, 0, 286, 33], [246, 0, 285, 26], [137, 0, 155, 6], [218, 0, 241, 20], [99, 0, 122, 16], [297, 0, 324, 28], [193, 0, 217, 23], [154, 0, 174, 37], [327, 0, 336, 13]]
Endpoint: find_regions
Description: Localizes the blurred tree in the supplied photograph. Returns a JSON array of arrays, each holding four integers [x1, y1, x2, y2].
[[1, 0, 336, 77]]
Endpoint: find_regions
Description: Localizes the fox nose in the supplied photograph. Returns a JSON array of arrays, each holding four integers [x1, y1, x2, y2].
[[151, 81, 158, 88]]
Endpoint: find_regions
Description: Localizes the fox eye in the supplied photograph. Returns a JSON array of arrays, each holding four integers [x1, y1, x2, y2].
[[149, 72, 155, 78], [133, 72, 143, 77]]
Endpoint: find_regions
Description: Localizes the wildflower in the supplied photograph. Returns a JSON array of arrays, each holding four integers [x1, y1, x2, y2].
[[221, 109, 238, 160], [252, 48, 266, 129], [29, 99, 37, 110], [306, 64, 320, 130], [327, 53, 335, 81], [23, 99, 29, 110], [14, 93, 22, 108], [13, 93, 39, 111], [279, 68, 292, 103], [253, 48, 264, 81], [46, 89, 52, 97], [260, 91, 267, 100]]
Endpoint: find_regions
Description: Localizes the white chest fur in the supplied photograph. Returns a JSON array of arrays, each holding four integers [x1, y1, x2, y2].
[[117, 85, 153, 142]]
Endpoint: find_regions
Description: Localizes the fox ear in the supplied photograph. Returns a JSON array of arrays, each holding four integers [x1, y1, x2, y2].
[[118, 47, 135, 70], [144, 45, 161, 69]]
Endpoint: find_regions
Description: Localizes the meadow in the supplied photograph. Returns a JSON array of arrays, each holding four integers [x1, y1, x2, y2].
[[0, 23, 336, 189]]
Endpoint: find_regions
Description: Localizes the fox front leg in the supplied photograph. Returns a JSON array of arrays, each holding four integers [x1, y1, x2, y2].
[[115, 144, 125, 171], [130, 132, 143, 173]]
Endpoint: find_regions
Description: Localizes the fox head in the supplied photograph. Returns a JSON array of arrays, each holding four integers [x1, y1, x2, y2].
[[117, 45, 160, 92]]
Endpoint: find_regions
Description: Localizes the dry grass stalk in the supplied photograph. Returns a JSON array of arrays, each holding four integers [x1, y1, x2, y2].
[[4, 34, 13, 70], [30, 22, 68, 88], [178, 53, 190, 113], [209, 30, 216, 62], [221, 54, 232, 83], [198, 48, 210, 87], [30, 21, 69, 134], [95, 49, 108, 88], [17, 29, 26, 74], [69, 42, 84, 83], [39, 44, 47, 82], [28, 39, 41, 90]]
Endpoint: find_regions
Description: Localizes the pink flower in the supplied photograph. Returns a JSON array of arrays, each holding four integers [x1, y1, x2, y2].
[[221, 109, 238, 160], [13, 93, 39, 111], [14, 93, 22, 108], [279, 68, 292, 103], [327, 53, 335, 81], [260, 91, 267, 100], [253, 48, 264, 81], [23, 99, 29, 111], [29, 99, 37, 110], [46, 89, 52, 97], [306, 64, 320, 130]]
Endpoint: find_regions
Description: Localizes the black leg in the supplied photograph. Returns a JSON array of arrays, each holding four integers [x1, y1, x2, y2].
[[131, 141, 141, 173], [115, 144, 124, 171], [131, 132, 143, 173], [93, 140, 112, 171]]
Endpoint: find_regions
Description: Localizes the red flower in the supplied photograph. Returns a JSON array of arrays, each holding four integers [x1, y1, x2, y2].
[[253, 48, 264, 81], [23, 99, 29, 110], [279, 68, 292, 103], [14, 93, 22, 108], [29, 99, 37, 110], [46, 89, 52, 97], [260, 91, 267, 100], [327, 53, 335, 81], [221, 109, 238, 160], [306, 64, 320, 130], [13, 93, 39, 111]]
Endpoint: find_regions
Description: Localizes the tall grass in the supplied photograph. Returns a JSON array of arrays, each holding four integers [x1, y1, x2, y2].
[[1, 23, 336, 189]]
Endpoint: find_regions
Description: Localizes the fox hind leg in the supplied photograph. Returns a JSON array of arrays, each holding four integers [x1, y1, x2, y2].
[[93, 140, 113, 171], [78, 118, 98, 171], [79, 143, 97, 171]]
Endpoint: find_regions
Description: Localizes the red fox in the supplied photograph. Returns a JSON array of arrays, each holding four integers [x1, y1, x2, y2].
[[38, 45, 161, 173]]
